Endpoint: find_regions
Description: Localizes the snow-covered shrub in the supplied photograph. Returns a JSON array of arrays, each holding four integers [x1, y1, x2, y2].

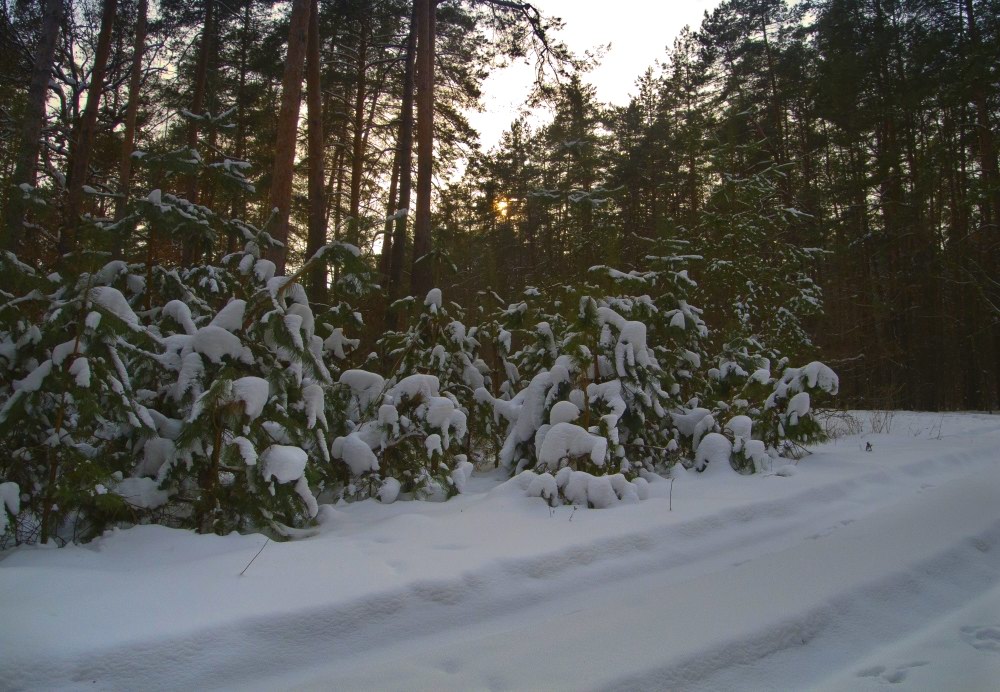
[[330, 370, 471, 502], [375, 288, 491, 467], [518, 467, 650, 509], [0, 256, 160, 544], [142, 238, 343, 535], [479, 279, 703, 503]]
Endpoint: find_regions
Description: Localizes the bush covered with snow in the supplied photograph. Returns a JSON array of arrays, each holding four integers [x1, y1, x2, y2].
[[0, 127, 839, 543]]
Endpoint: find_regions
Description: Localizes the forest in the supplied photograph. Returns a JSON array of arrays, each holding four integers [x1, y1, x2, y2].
[[0, 0, 997, 544]]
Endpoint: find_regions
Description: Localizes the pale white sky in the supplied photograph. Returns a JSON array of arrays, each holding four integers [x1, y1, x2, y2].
[[467, 0, 723, 149]]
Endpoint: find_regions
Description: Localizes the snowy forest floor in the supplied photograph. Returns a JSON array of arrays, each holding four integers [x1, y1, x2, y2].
[[2, 412, 1000, 691]]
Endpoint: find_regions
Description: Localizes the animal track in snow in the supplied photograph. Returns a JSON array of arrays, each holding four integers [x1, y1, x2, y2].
[[856, 660, 929, 684], [961, 624, 1000, 652]]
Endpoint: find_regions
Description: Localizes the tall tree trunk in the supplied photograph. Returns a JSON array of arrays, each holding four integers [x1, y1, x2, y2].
[[59, 0, 118, 258], [346, 14, 369, 248], [181, 0, 215, 265], [230, 0, 253, 253], [113, 0, 148, 257], [305, 0, 327, 305], [3, 0, 63, 255], [387, 7, 417, 327], [964, 0, 1000, 229], [379, 153, 400, 285], [267, 0, 312, 275], [410, 0, 435, 298]]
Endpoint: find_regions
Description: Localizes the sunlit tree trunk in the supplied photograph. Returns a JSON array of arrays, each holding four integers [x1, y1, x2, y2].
[[267, 0, 312, 275], [410, 0, 435, 298], [305, 0, 327, 305]]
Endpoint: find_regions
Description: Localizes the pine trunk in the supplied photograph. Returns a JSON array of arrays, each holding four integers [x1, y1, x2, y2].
[[387, 7, 418, 327], [3, 0, 63, 255], [113, 0, 148, 248], [60, 0, 118, 258], [305, 0, 327, 305], [410, 0, 435, 299], [267, 0, 312, 275]]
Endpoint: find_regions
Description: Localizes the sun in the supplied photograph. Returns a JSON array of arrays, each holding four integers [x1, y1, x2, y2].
[[495, 198, 510, 218]]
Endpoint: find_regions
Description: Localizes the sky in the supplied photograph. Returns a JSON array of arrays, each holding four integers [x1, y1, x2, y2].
[[466, 0, 723, 150]]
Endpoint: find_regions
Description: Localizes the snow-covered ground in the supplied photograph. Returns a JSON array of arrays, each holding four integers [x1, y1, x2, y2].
[[2, 411, 999, 691]]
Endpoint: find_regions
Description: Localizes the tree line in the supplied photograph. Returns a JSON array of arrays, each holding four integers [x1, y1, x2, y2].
[[449, 0, 1000, 411], [1, 0, 998, 413]]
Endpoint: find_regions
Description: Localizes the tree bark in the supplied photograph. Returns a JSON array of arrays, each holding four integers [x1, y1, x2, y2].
[[113, 0, 148, 250], [387, 7, 418, 327], [346, 13, 369, 249], [3, 0, 63, 255], [59, 0, 118, 258], [410, 0, 435, 298], [304, 0, 327, 305], [267, 0, 312, 275], [181, 0, 215, 265], [379, 152, 400, 285]]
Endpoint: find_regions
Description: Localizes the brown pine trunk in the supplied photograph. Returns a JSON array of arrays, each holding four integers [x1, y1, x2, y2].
[[113, 0, 148, 249], [181, 0, 215, 265], [267, 0, 312, 275], [964, 0, 1000, 228], [60, 0, 118, 258], [387, 8, 418, 327], [379, 155, 400, 285], [3, 0, 63, 255], [410, 0, 435, 298], [305, 0, 327, 305], [346, 16, 369, 249], [229, 0, 253, 253]]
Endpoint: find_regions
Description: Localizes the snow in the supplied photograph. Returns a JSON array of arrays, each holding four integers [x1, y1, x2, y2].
[[260, 445, 308, 484], [302, 383, 325, 430], [787, 390, 811, 425], [424, 433, 443, 458], [209, 299, 247, 332], [163, 299, 196, 335], [0, 481, 20, 516], [88, 286, 138, 325], [339, 369, 385, 417], [694, 431, 735, 473], [331, 433, 379, 475], [13, 359, 53, 393], [378, 477, 401, 504], [1, 481, 19, 533], [549, 400, 581, 425], [537, 422, 608, 469], [2, 412, 1000, 692], [191, 326, 246, 364], [323, 327, 358, 359], [424, 288, 443, 313], [389, 373, 439, 402], [230, 376, 269, 419], [229, 436, 258, 466], [68, 356, 90, 387], [112, 477, 168, 509], [725, 414, 753, 451]]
